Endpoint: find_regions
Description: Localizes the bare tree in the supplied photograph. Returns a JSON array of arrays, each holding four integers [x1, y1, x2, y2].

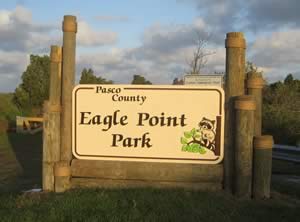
[[185, 32, 215, 75]]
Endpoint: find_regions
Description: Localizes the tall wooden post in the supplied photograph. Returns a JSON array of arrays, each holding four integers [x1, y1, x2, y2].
[[49, 46, 62, 166], [247, 71, 264, 136], [253, 135, 273, 199], [56, 15, 77, 192], [234, 95, 255, 198], [224, 32, 246, 192], [42, 46, 62, 191]]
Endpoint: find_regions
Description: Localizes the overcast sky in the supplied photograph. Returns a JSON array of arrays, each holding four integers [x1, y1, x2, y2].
[[0, 0, 300, 92]]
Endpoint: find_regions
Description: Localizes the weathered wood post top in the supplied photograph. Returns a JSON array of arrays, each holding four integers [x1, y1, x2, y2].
[[62, 15, 77, 33], [225, 32, 246, 49]]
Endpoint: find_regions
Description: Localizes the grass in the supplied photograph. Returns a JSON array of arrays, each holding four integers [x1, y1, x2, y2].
[[0, 188, 299, 222], [0, 132, 42, 192], [0, 93, 23, 125]]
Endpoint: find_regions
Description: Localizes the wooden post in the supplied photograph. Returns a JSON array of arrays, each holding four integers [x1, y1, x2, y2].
[[42, 101, 53, 190], [224, 32, 246, 192], [54, 161, 71, 193], [57, 15, 77, 192], [234, 95, 255, 198], [42, 46, 62, 191], [247, 71, 264, 136], [61, 15, 76, 163], [49, 45, 62, 165], [253, 135, 273, 199]]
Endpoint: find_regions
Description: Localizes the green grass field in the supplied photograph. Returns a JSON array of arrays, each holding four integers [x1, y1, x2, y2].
[[0, 188, 300, 222], [0, 93, 300, 221]]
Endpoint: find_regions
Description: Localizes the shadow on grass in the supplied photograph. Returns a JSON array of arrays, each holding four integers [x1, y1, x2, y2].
[[3, 131, 42, 191], [0, 188, 300, 222]]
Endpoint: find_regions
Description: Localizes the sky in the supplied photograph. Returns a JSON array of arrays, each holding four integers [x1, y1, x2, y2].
[[0, 0, 300, 92]]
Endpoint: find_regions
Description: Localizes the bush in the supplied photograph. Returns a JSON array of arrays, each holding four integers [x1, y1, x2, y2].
[[262, 74, 300, 145]]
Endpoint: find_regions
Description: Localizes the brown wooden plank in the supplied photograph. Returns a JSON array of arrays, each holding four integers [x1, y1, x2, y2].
[[71, 159, 223, 183], [71, 178, 222, 191]]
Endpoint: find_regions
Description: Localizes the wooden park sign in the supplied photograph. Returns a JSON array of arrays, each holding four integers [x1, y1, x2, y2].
[[72, 85, 224, 164], [43, 15, 274, 198]]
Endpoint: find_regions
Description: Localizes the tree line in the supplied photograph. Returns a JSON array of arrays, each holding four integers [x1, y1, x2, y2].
[[12, 55, 300, 145], [13, 55, 152, 114]]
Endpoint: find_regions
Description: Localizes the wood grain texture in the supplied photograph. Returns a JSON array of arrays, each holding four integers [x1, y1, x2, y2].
[[224, 32, 246, 193], [61, 16, 76, 163], [42, 46, 62, 191], [71, 160, 223, 183], [252, 135, 273, 199], [234, 96, 255, 198], [42, 101, 50, 162], [42, 162, 54, 191], [247, 72, 263, 136], [71, 178, 222, 191], [54, 161, 71, 193], [252, 149, 272, 199]]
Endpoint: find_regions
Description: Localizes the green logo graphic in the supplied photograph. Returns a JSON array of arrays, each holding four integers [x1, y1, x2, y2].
[[181, 128, 207, 154]]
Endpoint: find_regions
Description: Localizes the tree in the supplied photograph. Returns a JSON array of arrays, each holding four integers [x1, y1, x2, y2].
[[246, 61, 263, 76], [131, 75, 152, 85], [79, 68, 113, 84], [13, 54, 50, 113], [185, 32, 215, 75], [172, 78, 184, 85], [284, 73, 294, 85], [262, 74, 300, 145]]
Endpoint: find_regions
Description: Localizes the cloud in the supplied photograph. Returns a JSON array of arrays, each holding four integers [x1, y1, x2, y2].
[[180, 0, 300, 34], [77, 12, 300, 86], [130, 19, 217, 64], [0, 6, 58, 52], [0, 6, 119, 52], [245, 0, 300, 31], [76, 19, 225, 85], [178, 0, 245, 40], [250, 30, 300, 67], [95, 15, 129, 22], [77, 21, 118, 47], [248, 29, 300, 82], [0, 6, 120, 92], [0, 50, 28, 92]]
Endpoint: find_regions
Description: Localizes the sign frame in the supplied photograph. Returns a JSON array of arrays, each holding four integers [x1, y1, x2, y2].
[[72, 85, 225, 164]]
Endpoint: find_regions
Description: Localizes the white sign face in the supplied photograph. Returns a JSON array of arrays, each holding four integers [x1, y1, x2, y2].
[[184, 74, 223, 87], [72, 85, 224, 164]]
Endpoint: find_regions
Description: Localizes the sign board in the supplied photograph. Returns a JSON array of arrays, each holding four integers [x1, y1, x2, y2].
[[72, 85, 224, 164], [184, 74, 223, 87]]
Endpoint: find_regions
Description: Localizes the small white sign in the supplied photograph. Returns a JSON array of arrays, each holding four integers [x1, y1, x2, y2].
[[184, 74, 223, 87], [72, 85, 224, 164]]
